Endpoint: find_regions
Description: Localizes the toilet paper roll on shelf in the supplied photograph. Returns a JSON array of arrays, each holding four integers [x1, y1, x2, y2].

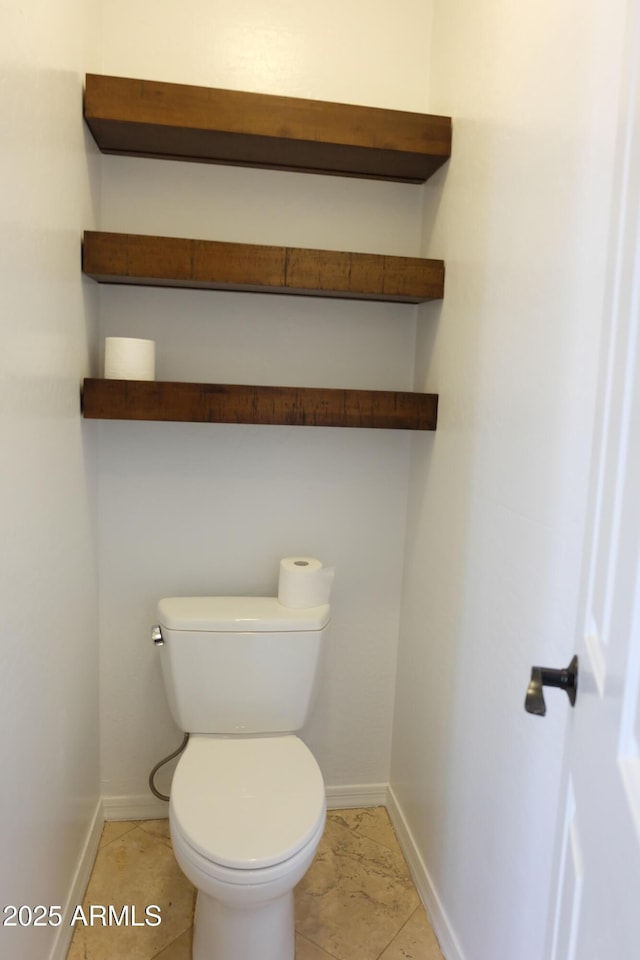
[[104, 337, 156, 380], [278, 557, 335, 608]]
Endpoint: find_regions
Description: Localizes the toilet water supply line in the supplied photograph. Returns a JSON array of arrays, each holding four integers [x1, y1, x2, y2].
[[148, 733, 190, 802]]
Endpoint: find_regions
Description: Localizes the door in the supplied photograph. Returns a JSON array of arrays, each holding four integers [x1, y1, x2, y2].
[[545, 3, 640, 956]]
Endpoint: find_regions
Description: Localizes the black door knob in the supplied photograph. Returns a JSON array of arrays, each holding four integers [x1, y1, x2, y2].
[[525, 655, 578, 716]]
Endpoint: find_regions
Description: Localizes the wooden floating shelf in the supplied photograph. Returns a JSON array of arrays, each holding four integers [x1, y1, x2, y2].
[[82, 379, 438, 431], [83, 231, 445, 303], [84, 74, 452, 184]]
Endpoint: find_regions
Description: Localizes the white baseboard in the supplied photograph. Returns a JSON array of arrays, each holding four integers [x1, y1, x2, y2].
[[102, 784, 387, 823], [386, 784, 464, 960], [102, 793, 169, 821], [48, 798, 104, 960], [326, 782, 388, 809]]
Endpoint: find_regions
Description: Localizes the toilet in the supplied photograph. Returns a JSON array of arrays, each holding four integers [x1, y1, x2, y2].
[[154, 595, 330, 960]]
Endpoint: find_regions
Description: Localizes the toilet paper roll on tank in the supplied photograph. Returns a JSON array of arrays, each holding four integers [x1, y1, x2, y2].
[[278, 557, 335, 609]]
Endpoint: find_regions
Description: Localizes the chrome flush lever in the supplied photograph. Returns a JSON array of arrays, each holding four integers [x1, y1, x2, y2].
[[151, 625, 164, 646], [525, 655, 578, 716]]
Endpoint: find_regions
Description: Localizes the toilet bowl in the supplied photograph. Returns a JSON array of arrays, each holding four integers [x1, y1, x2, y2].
[[169, 733, 326, 960]]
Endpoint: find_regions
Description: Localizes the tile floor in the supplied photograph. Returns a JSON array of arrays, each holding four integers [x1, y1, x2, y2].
[[67, 807, 444, 960]]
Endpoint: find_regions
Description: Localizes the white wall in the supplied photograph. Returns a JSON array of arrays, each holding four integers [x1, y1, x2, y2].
[[97, 0, 433, 109], [0, 1, 101, 958], [95, 0, 435, 807], [390, 1, 627, 959]]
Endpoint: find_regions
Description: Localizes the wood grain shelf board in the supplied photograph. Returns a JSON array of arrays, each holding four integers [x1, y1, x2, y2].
[[84, 74, 452, 183], [82, 232, 445, 303], [81, 379, 439, 431]]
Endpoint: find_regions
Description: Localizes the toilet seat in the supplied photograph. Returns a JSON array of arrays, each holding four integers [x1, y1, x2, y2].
[[170, 735, 326, 871]]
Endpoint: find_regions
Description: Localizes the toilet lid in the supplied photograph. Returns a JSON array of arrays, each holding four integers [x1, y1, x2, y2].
[[170, 735, 326, 870]]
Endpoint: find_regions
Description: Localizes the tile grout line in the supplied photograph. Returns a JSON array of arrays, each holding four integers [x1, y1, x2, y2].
[[373, 903, 423, 960], [296, 930, 342, 960], [98, 823, 138, 850], [313, 811, 422, 960], [149, 926, 190, 960]]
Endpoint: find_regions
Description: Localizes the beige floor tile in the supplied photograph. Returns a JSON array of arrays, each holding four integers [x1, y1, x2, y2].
[[99, 820, 138, 848], [379, 905, 444, 960], [295, 814, 419, 960], [328, 807, 400, 853], [69, 807, 441, 960], [67, 826, 195, 960], [151, 928, 193, 959]]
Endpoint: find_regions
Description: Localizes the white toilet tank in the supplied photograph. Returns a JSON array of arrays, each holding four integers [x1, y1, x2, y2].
[[156, 596, 330, 735]]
